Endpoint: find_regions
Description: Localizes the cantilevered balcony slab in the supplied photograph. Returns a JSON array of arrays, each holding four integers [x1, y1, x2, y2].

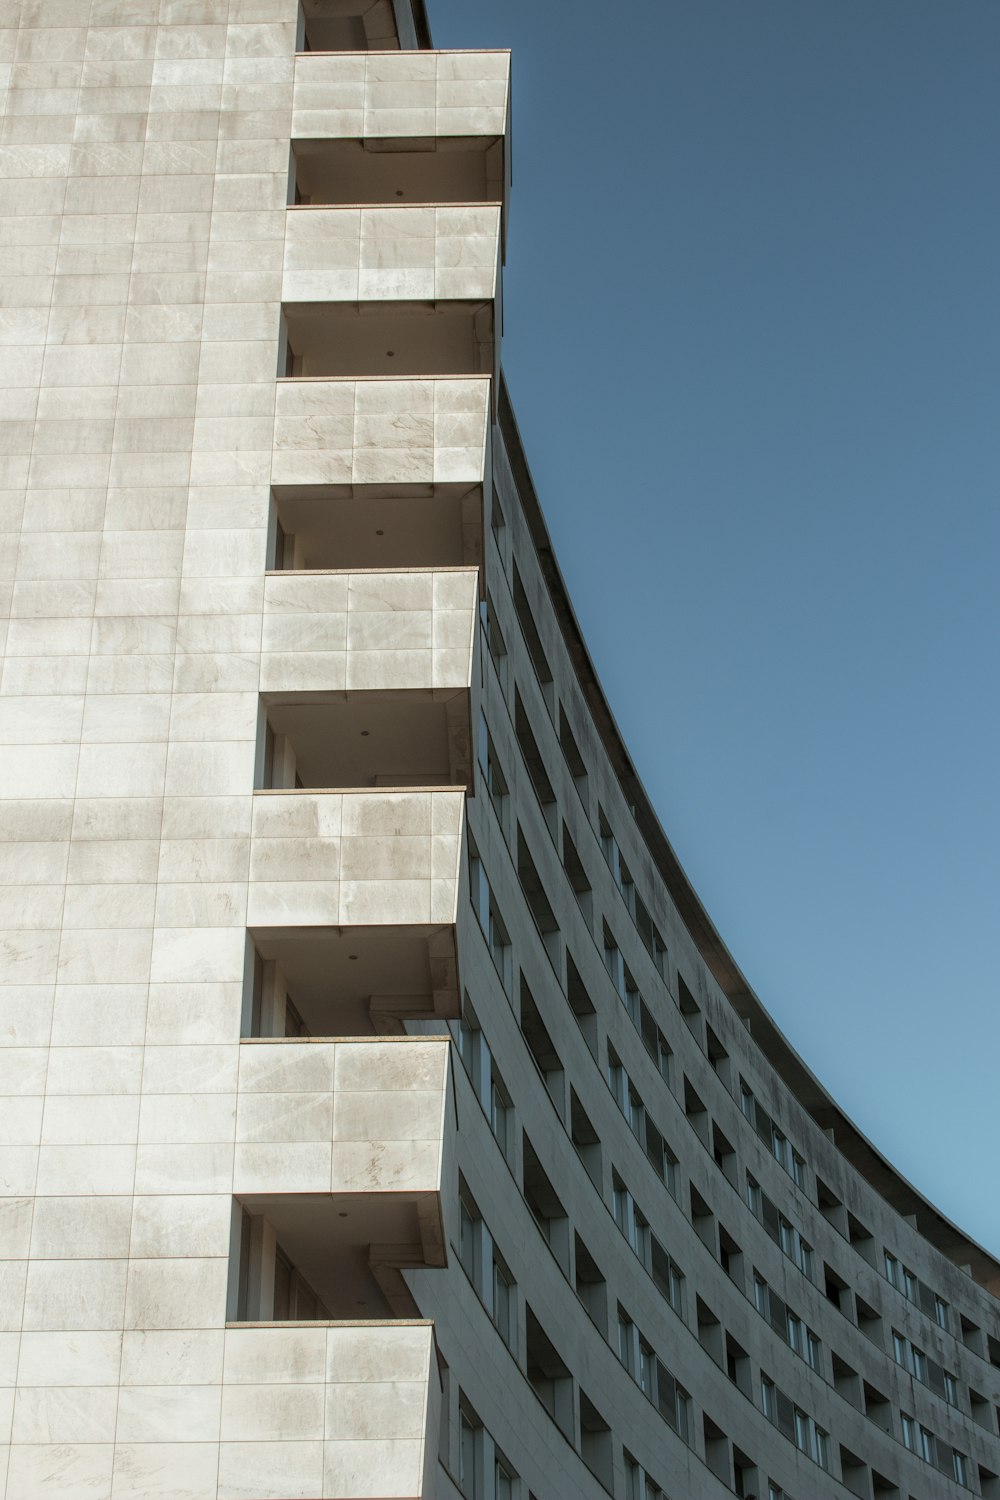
[[292, 50, 510, 143], [220, 1320, 441, 1500], [234, 1038, 452, 1251], [248, 787, 464, 929], [283, 204, 502, 304], [271, 376, 490, 488], [259, 567, 478, 695]]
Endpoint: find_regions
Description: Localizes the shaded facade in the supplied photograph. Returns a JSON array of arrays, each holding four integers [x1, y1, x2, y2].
[[0, 2, 998, 1498]]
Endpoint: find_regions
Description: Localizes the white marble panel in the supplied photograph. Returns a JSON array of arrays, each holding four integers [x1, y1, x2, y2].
[[248, 788, 462, 929], [271, 376, 489, 489], [292, 50, 510, 141]]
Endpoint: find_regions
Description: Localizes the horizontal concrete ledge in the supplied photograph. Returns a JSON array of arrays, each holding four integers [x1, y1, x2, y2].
[[240, 1035, 445, 1045], [275, 373, 489, 382], [296, 48, 511, 57], [253, 785, 467, 795], [264, 565, 477, 575], [286, 200, 502, 210], [227, 1317, 435, 1328]]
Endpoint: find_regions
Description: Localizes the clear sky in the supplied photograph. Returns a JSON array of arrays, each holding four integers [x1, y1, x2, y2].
[[429, 0, 1000, 1254]]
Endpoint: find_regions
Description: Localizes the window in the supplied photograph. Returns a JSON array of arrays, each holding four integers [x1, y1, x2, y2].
[[638, 1339, 655, 1398], [639, 999, 672, 1083], [606, 1046, 626, 1108], [492, 1252, 514, 1350], [512, 564, 553, 706], [953, 1451, 968, 1486], [793, 1408, 809, 1453], [617, 1308, 635, 1373], [602, 923, 625, 999], [746, 1176, 762, 1216], [460, 1190, 480, 1282], [935, 1295, 950, 1330], [495, 1460, 515, 1500], [477, 714, 509, 827], [480, 592, 507, 688], [761, 1376, 775, 1420], [557, 704, 587, 794], [902, 1414, 916, 1451], [944, 1371, 958, 1405], [490, 489, 506, 557], [918, 1425, 934, 1464], [612, 1175, 650, 1268], [490, 1070, 511, 1155], [468, 842, 511, 990], [633, 890, 666, 975], [459, 1406, 481, 1499]]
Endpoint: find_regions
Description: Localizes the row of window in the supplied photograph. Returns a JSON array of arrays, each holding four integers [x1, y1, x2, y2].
[[893, 1328, 959, 1405], [902, 1413, 968, 1486], [739, 1078, 806, 1189], [599, 809, 667, 977], [747, 1175, 814, 1280], [612, 1173, 685, 1318], [459, 1181, 516, 1354], [760, 1374, 830, 1470], [886, 1249, 950, 1328], [753, 1272, 821, 1372], [607, 1045, 679, 1198], [616, 1307, 692, 1442]]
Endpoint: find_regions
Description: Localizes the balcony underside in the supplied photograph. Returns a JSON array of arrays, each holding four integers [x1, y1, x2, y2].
[[271, 482, 482, 570], [284, 300, 494, 379], [248, 922, 459, 1033]]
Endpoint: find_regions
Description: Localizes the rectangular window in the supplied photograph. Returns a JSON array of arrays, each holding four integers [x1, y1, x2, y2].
[[616, 1308, 635, 1373], [490, 1072, 511, 1156], [459, 1407, 480, 1499], [761, 1375, 775, 1420], [493, 1254, 514, 1349], [902, 1414, 916, 1451], [495, 1460, 515, 1500], [935, 1295, 950, 1330], [477, 713, 509, 826], [480, 592, 507, 687], [793, 1409, 809, 1453]]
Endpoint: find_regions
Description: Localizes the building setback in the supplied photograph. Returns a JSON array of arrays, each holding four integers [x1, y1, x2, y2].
[[0, 1, 998, 1498]]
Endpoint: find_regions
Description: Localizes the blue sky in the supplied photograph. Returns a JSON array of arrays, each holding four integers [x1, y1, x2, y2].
[[429, 0, 1000, 1253]]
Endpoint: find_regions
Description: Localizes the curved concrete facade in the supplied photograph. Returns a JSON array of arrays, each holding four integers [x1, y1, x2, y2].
[[0, 2, 997, 1500]]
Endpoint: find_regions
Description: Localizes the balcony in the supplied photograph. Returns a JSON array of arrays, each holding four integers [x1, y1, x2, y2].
[[291, 50, 510, 238], [234, 1037, 453, 1287], [219, 1320, 441, 1500], [271, 376, 490, 489], [291, 49, 510, 147], [248, 786, 463, 927], [259, 566, 478, 696], [283, 204, 501, 305]]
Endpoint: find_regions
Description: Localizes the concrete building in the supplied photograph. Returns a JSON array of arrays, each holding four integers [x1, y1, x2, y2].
[[0, 1, 997, 1498]]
